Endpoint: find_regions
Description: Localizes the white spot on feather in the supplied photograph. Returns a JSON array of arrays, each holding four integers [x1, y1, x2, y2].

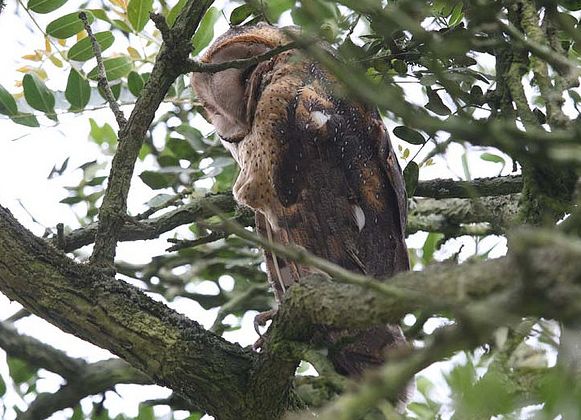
[[310, 111, 329, 129], [352, 204, 365, 232]]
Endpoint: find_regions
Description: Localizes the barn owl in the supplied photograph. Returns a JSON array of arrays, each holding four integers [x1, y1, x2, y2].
[[192, 23, 409, 379]]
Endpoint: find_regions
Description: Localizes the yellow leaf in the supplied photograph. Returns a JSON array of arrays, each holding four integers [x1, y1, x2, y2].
[[22, 53, 42, 61], [58, 38, 66, 46], [17, 66, 32, 73], [45, 37, 52, 53], [49, 55, 63, 68], [33, 68, 48, 80], [127, 46, 141, 60], [77, 31, 87, 41], [110, 0, 127, 10]]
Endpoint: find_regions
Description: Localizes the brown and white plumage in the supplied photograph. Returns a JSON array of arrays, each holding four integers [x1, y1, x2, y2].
[[192, 23, 409, 378]]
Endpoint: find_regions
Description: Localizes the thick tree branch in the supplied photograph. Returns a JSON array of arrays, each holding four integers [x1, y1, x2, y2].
[[0, 205, 255, 420], [91, 0, 214, 267], [414, 175, 523, 199], [57, 183, 518, 253]]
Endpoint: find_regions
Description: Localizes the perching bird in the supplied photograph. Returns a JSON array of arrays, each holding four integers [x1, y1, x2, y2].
[[192, 23, 409, 379]]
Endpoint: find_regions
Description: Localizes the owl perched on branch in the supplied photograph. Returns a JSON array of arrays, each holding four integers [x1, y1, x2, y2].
[[192, 24, 409, 379]]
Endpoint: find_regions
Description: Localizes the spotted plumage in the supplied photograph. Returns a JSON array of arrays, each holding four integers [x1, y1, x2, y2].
[[192, 23, 409, 380]]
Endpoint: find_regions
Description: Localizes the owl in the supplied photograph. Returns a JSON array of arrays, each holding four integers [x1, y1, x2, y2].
[[192, 23, 410, 379]]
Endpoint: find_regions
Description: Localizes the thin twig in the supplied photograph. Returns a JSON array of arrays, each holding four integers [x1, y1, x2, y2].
[[186, 42, 297, 74], [78, 11, 127, 129]]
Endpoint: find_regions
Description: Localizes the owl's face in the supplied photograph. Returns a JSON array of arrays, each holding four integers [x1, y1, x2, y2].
[[191, 24, 289, 143]]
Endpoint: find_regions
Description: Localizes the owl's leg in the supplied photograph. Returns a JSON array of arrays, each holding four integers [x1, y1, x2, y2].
[[252, 309, 277, 351]]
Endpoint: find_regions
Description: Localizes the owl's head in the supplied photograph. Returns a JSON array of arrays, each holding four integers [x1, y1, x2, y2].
[[191, 24, 290, 143]]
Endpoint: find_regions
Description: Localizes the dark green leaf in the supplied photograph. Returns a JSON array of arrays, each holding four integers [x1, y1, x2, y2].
[[191, 7, 220, 52], [60, 196, 84, 204], [28, 0, 67, 14], [65, 68, 91, 111], [128, 0, 154, 32], [86, 176, 107, 186], [23, 73, 56, 119], [97, 82, 121, 101], [139, 170, 175, 189], [10, 113, 40, 127], [88, 56, 133, 81], [230, 4, 254, 25], [392, 59, 407, 75], [0, 84, 18, 116], [403, 161, 419, 196], [425, 89, 451, 115], [46, 11, 93, 39], [480, 152, 505, 164], [146, 193, 174, 207], [68, 31, 114, 61], [167, 137, 197, 160], [7, 358, 37, 384], [559, 0, 581, 11], [533, 107, 547, 125], [393, 126, 426, 145], [112, 19, 133, 33], [127, 71, 144, 97], [167, 0, 187, 26], [448, 2, 463, 27]]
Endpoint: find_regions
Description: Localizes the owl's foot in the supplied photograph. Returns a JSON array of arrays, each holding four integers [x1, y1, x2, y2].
[[252, 309, 277, 351]]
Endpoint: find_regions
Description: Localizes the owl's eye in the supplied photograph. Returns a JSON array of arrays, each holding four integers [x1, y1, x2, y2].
[[240, 64, 258, 84]]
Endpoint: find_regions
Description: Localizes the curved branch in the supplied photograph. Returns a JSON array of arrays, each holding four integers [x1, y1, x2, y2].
[[18, 359, 151, 420]]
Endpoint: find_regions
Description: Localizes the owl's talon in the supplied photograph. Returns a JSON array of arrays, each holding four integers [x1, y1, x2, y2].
[[253, 309, 277, 337]]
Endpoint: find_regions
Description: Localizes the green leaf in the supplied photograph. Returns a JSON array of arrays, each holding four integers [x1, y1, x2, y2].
[[28, 0, 67, 14], [167, 137, 197, 160], [7, 358, 37, 384], [46, 11, 93, 39], [139, 170, 175, 189], [71, 405, 84, 420], [448, 2, 463, 27], [230, 4, 254, 25], [422, 232, 444, 264], [98, 82, 121, 101], [89, 118, 117, 146], [88, 56, 133, 81], [128, 0, 154, 32], [425, 88, 451, 116], [127, 71, 144, 97], [65, 68, 91, 111], [136, 404, 155, 420], [560, 0, 581, 10], [23, 73, 56, 119], [112, 19, 133, 33], [167, 0, 187, 26], [0, 375, 6, 397], [265, 0, 294, 22], [191, 7, 220, 52], [0, 84, 18, 116], [480, 152, 505, 164], [403, 161, 419, 197], [11, 113, 40, 127], [68, 31, 114, 61], [393, 126, 426, 145]]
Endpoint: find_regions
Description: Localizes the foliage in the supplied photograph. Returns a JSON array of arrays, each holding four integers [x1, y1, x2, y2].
[[0, 0, 580, 419]]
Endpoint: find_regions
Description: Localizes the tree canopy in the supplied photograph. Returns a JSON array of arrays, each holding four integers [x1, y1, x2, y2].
[[1, 0, 581, 419]]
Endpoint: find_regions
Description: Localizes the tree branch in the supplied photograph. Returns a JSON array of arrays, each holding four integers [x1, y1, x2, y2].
[[414, 175, 523, 199], [56, 184, 519, 253], [90, 0, 214, 267]]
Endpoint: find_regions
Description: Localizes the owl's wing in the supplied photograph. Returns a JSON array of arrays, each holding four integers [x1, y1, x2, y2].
[[263, 71, 409, 278]]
